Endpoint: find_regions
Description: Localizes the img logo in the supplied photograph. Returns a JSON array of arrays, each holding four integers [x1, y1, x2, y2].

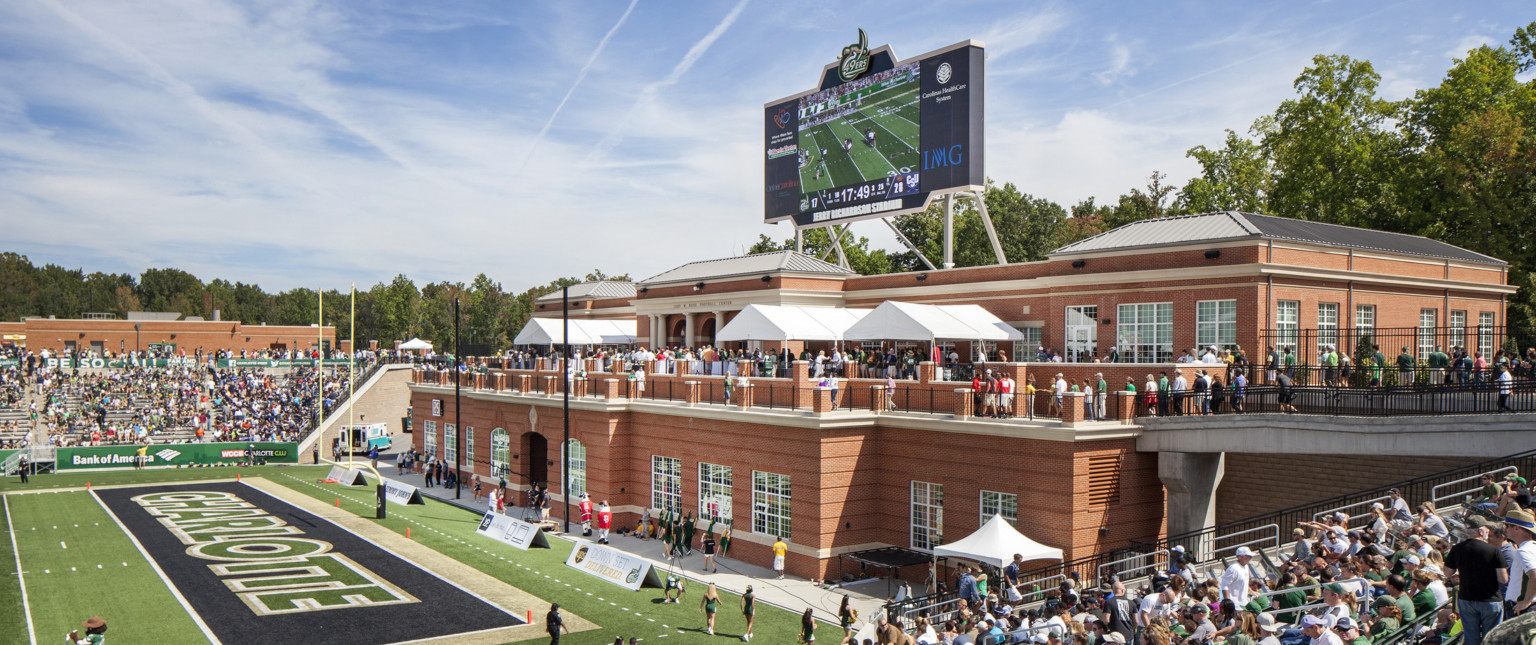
[[837, 29, 871, 82], [774, 108, 792, 129]]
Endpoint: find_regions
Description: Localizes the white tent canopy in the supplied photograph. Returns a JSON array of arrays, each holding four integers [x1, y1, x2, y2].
[[931, 514, 1065, 568], [715, 304, 871, 342], [513, 318, 638, 347], [842, 301, 1025, 343], [398, 338, 432, 350]]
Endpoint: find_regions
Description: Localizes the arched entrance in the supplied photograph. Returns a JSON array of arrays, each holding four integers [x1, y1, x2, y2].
[[669, 318, 686, 346], [700, 317, 717, 347], [522, 432, 548, 487]]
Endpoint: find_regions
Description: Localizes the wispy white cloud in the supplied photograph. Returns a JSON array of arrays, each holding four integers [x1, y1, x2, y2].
[[518, 0, 640, 174]]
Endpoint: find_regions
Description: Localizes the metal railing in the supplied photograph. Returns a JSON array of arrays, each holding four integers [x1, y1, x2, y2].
[[1098, 549, 1169, 584], [1431, 466, 1517, 509], [1231, 378, 1536, 416]]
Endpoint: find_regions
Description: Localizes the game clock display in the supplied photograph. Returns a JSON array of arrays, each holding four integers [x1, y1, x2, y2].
[[764, 39, 984, 228]]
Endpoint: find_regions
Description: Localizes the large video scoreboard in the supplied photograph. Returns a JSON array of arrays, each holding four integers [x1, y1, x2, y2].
[[764, 35, 984, 228]]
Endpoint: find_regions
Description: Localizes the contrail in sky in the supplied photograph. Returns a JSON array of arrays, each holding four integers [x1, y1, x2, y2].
[[518, 0, 641, 173]]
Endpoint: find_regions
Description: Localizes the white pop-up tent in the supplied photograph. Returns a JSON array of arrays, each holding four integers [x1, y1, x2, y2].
[[399, 338, 433, 350], [842, 301, 1025, 343], [512, 318, 638, 347], [931, 514, 1065, 568], [715, 304, 871, 342]]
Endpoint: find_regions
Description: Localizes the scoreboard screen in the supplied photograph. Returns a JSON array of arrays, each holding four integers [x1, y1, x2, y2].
[[764, 39, 984, 227]]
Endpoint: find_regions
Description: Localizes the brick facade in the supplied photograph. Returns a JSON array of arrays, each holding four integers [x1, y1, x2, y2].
[[0, 318, 336, 355]]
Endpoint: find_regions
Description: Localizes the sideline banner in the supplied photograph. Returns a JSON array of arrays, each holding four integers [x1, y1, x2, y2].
[[57, 442, 298, 471], [564, 541, 661, 591], [28, 357, 356, 370], [383, 478, 426, 505], [475, 512, 549, 551], [325, 465, 368, 486]]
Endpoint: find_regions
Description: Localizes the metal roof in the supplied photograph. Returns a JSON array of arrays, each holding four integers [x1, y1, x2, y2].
[[638, 251, 855, 285], [1050, 211, 1505, 266], [533, 281, 637, 303]]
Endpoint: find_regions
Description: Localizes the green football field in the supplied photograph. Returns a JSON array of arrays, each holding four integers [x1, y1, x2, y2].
[[0, 466, 826, 645], [798, 81, 921, 195]]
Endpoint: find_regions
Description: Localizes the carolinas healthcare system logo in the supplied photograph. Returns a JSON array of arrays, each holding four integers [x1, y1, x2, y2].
[[773, 108, 792, 129], [837, 29, 871, 82], [936, 62, 953, 84], [154, 449, 181, 462]]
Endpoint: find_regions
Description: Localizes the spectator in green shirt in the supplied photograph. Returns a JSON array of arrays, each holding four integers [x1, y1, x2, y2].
[[1368, 597, 1403, 638], [1386, 574, 1416, 621], [1397, 347, 1416, 387]]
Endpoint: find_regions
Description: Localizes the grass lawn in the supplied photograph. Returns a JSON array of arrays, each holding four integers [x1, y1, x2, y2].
[[3, 465, 830, 645]]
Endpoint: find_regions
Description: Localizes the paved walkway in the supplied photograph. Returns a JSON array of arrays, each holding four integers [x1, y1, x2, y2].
[[384, 462, 896, 630]]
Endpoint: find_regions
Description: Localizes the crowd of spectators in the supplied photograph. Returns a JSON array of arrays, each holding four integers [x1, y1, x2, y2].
[[897, 479, 1535, 645]]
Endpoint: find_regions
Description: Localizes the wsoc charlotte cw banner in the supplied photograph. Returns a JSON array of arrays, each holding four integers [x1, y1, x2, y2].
[[56, 442, 298, 470]]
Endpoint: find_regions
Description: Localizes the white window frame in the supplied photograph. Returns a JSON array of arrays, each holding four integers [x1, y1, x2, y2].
[[752, 470, 792, 539], [465, 426, 474, 470], [1116, 302, 1174, 363], [699, 462, 733, 521], [1450, 310, 1467, 351], [424, 420, 437, 459], [1195, 300, 1237, 350], [651, 455, 681, 512], [1354, 305, 1375, 338], [1478, 312, 1496, 358], [1418, 308, 1438, 361], [444, 423, 457, 466], [1064, 305, 1098, 363], [565, 439, 586, 498], [1276, 301, 1300, 354], [1317, 303, 1339, 353], [490, 428, 510, 478], [980, 490, 1018, 527], [911, 481, 944, 551]]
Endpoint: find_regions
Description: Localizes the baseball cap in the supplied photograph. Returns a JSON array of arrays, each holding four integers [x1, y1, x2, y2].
[[1403, 554, 1421, 566], [1301, 615, 1328, 628], [1469, 516, 1490, 529], [1372, 596, 1395, 608], [1322, 582, 1346, 596], [1235, 546, 1255, 557], [1172, 545, 1185, 553], [1257, 613, 1280, 633], [1335, 617, 1357, 631], [1105, 634, 1127, 645], [1334, 512, 1347, 522], [1371, 502, 1385, 510], [1189, 604, 1208, 614]]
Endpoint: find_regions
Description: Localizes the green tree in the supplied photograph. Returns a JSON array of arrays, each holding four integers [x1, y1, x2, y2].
[[1176, 130, 1270, 213]]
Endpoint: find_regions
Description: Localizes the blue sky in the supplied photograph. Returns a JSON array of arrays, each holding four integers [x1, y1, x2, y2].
[[0, 0, 1529, 292]]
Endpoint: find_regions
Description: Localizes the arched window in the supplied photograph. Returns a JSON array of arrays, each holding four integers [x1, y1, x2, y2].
[[564, 439, 587, 498], [491, 429, 510, 478]]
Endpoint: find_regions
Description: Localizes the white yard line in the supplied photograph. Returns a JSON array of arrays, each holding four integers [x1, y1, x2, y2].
[[5, 496, 36, 645], [89, 490, 224, 644]]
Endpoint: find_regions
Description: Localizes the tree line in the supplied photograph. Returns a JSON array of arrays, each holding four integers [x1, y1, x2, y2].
[[5, 25, 1535, 348]]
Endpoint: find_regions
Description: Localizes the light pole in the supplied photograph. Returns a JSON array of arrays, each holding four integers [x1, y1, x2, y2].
[[562, 285, 570, 534], [134, 322, 141, 358], [454, 296, 462, 500]]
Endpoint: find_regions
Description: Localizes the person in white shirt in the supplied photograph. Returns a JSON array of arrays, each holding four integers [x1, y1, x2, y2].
[[1221, 546, 1255, 605], [1171, 370, 1189, 415], [1256, 613, 1283, 645], [1201, 347, 1219, 363], [1388, 489, 1414, 523], [1050, 373, 1067, 416], [1503, 508, 1536, 616], [1300, 615, 1342, 645]]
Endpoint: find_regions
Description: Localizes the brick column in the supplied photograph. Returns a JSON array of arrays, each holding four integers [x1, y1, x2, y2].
[[1061, 392, 1086, 425], [683, 381, 699, 407], [870, 386, 886, 413], [412, 370, 423, 384], [953, 388, 973, 419], [736, 359, 754, 379], [811, 387, 833, 414], [737, 384, 753, 409], [602, 378, 621, 399], [473, 373, 486, 389], [790, 360, 812, 409], [1116, 391, 1137, 423], [492, 373, 506, 391], [542, 376, 557, 396], [919, 361, 937, 384], [514, 374, 530, 393]]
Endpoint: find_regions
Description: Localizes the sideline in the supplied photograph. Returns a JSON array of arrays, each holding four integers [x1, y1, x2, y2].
[[88, 490, 224, 644], [4, 496, 36, 645]]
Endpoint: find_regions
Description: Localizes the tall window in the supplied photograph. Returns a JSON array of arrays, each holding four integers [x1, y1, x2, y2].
[[1317, 303, 1339, 353], [444, 424, 457, 466], [490, 429, 509, 478], [1276, 301, 1299, 354], [651, 456, 681, 511], [911, 481, 944, 551], [1195, 300, 1237, 350], [1450, 310, 1467, 350], [699, 463, 733, 521], [1013, 327, 1043, 362], [1479, 312, 1496, 358], [1418, 308, 1438, 361], [980, 490, 1018, 527], [1355, 305, 1376, 341], [752, 471, 792, 539], [565, 439, 586, 498], [465, 426, 474, 469], [1117, 303, 1174, 363], [424, 420, 437, 459], [1064, 306, 1098, 362]]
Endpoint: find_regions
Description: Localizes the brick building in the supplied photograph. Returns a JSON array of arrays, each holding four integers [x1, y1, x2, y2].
[[0, 315, 337, 356], [411, 211, 1513, 580]]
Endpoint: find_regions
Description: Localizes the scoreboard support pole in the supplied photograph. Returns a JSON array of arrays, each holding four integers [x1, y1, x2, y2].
[[817, 224, 854, 270], [794, 228, 804, 253], [966, 190, 1009, 265], [942, 194, 955, 269], [883, 219, 938, 271]]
